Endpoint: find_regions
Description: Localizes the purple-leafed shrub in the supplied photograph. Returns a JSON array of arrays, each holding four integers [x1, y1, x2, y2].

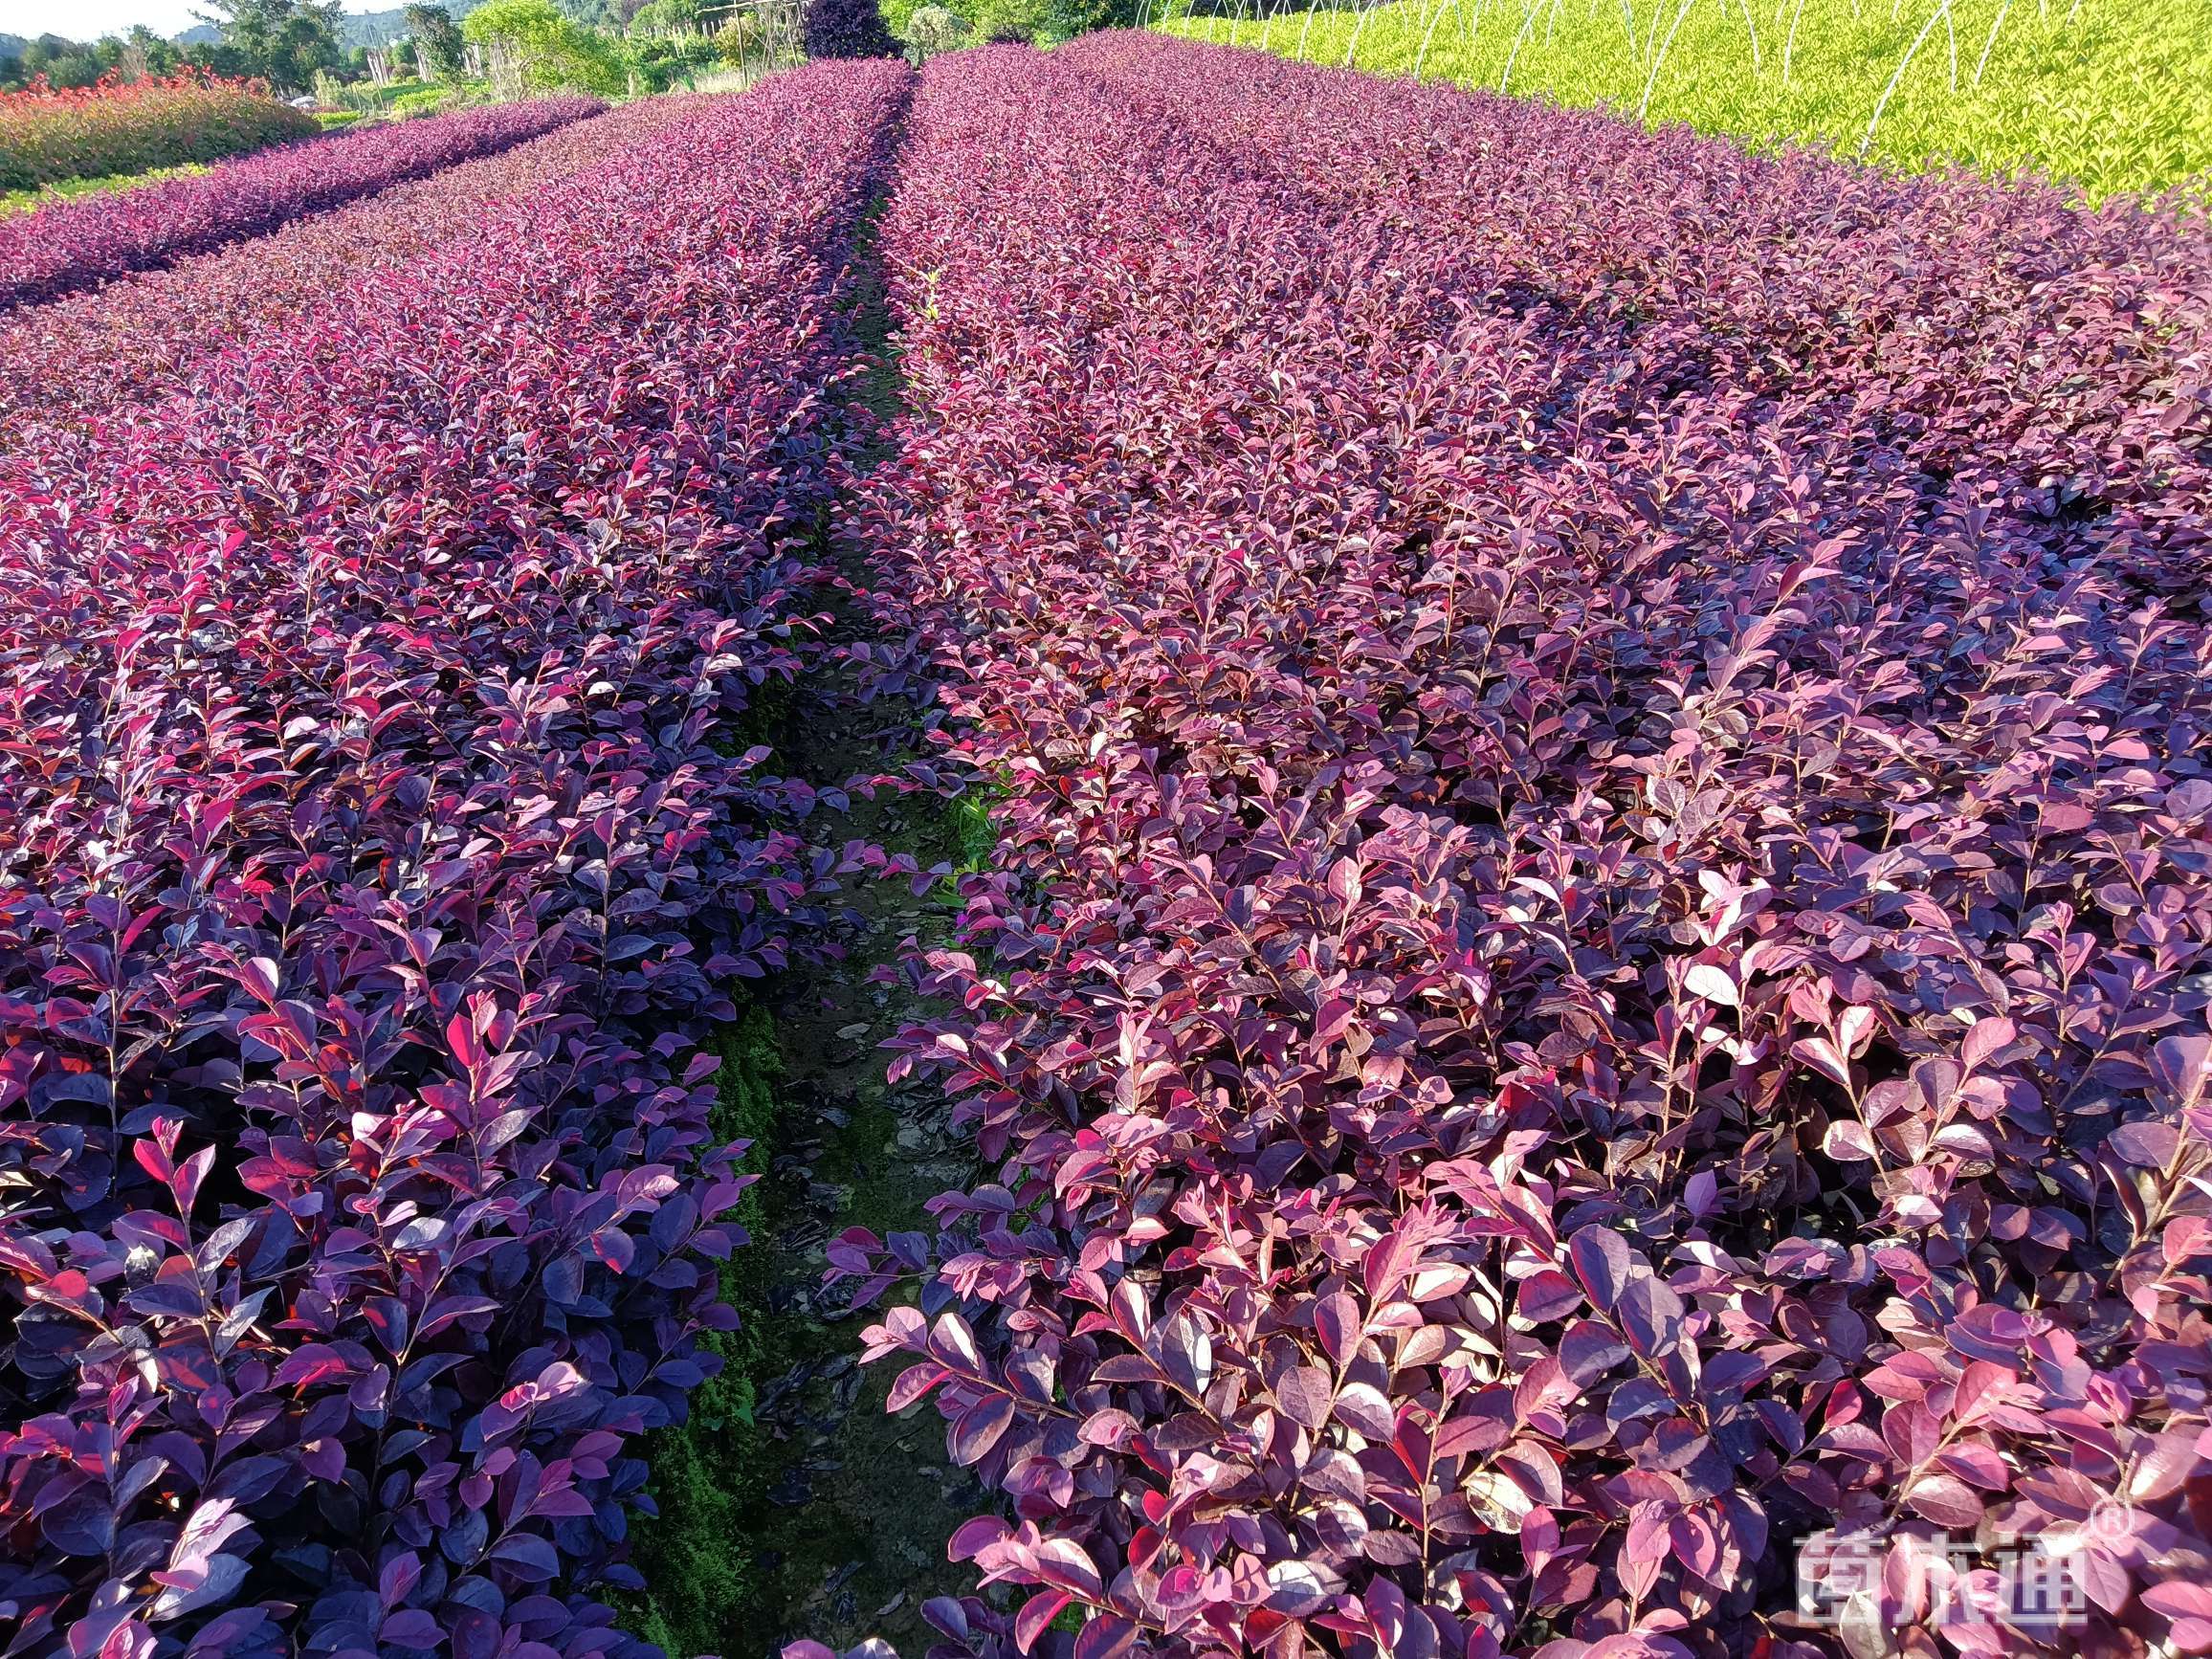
[[829, 33, 2212, 1659], [0, 98, 698, 440], [0, 59, 911, 1659], [0, 95, 603, 314]]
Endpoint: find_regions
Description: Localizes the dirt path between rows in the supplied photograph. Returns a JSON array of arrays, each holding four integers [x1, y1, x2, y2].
[[625, 178, 1000, 1659]]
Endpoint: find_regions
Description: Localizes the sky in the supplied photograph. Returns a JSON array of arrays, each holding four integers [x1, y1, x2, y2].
[[1, 0, 388, 40]]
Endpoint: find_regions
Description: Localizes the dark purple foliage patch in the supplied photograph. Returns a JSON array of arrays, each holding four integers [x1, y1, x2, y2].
[[0, 96, 603, 314], [824, 34, 2212, 1659], [805, 0, 903, 62], [0, 59, 910, 1659]]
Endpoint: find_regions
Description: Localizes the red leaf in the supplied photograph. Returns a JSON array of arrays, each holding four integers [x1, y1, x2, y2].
[[1904, 1472, 1984, 1528], [887, 1363, 949, 1412], [1014, 1589, 1073, 1654]]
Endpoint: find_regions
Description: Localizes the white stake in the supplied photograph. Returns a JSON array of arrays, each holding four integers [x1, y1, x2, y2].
[[1343, 0, 1380, 64], [1500, 0, 1541, 87], [1638, 0, 1698, 119], [1862, 0, 1955, 155], [1972, 0, 2012, 84], [1414, 0, 1461, 71]]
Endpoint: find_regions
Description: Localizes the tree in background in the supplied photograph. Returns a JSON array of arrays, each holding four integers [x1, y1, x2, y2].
[[629, 0, 706, 33], [0, 27, 205, 91], [462, 0, 624, 95], [402, 3, 467, 77], [711, 11, 762, 61], [560, 0, 633, 28], [194, 0, 344, 93], [2, 34, 105, 89], [623, 0, 719, 90], [901, 3, 969, 55], [802, 0, 899, 58], [1044, 0, 1138, 36]]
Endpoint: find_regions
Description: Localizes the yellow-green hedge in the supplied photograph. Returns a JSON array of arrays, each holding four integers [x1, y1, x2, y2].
[[1163, 0, 2211, 204]]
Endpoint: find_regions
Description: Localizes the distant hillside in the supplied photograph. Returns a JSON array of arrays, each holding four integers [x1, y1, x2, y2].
[[332, 1, 491, 48], [171, 3, 490, 50], [16, 0, 576, 57]]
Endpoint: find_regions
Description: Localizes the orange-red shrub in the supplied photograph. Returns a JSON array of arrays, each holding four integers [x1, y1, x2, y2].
[[0, 69, 315, 191]]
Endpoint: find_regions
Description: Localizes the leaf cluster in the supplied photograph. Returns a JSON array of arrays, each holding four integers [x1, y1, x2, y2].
[[0, 57, 915, 1659], [829, 35, 2212, 1659]]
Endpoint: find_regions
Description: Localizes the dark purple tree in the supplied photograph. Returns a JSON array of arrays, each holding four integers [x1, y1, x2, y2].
[[804, 0, 900, 59]]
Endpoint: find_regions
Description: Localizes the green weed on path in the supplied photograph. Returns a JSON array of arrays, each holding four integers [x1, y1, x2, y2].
[[0, 162, 208, 218], [621, 167, 999, 1658]]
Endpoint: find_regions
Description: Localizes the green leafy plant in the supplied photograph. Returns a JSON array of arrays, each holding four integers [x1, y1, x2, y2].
[[968, 0, 1051, 41], [904, 3, 974, 55], [386, 82, 457, 115], [1172, 0, 2212, 203], [714, 11, 766, 63], [0, 159, 207, 218], [402, 2, 467, 77], [1048, 0, 1142, 37], [191, 0, 345, 95], [462, 0, 627, 95]]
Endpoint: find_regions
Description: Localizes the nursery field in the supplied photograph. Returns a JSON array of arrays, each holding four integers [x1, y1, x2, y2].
[[0, 97, 694, 437], [1162, 0, 2212, 203], [0, 94, 604, 311], [1, 28, 2209, 1659]]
